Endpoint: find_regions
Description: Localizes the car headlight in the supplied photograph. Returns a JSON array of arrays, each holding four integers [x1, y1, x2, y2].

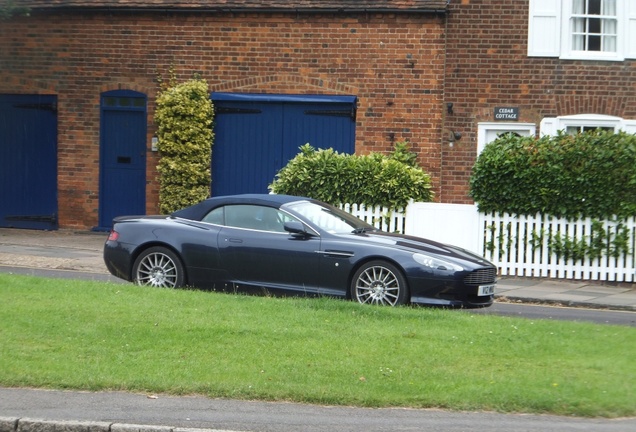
[[413, 253, 464, 272]]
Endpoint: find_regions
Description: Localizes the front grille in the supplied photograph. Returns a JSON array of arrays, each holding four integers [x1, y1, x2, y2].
[[463, 267, 497, 285]]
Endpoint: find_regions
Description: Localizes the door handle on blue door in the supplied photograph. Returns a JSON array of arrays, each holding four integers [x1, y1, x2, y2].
[[225, 238, 243, 243]]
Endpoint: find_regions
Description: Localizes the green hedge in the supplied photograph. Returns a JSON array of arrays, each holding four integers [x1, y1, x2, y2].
[[154, 79, 214, 214], [0, 1, 29, 20], [269, 143, 434, 210], [470, 131, 636, 219]]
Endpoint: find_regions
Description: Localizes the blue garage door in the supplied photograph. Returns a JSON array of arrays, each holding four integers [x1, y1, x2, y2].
[[211, 93, 356, 197], [0, 94, 58, 230]]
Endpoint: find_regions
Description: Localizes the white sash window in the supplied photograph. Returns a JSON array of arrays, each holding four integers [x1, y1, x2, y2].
[[539, 114, 627, 136], [528, 0, 636, 61]]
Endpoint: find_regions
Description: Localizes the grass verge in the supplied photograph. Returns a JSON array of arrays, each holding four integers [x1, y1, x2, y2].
[[0, 273, 634, 418]]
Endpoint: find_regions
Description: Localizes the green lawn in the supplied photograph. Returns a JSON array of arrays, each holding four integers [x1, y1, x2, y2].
[[0, 273, 634, 418]]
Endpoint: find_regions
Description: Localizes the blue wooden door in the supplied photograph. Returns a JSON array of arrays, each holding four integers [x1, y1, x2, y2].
[[98, 91, 147, 229], [212, 101, 283, 196], [211, 93, 356, 197], [281, 101, 356, 165], [0, 94, 58, 230]]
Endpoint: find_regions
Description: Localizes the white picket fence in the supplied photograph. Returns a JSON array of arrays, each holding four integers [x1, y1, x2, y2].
[[481, 212, 636, 282], [340, 202, 636, 282], [340, 203, 406, 234]]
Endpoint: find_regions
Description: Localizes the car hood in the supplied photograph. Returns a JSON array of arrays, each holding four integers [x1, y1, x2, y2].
[[342, 230, 494, 267]]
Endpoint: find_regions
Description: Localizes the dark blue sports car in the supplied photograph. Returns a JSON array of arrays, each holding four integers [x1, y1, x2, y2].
[[104, 194, 497, 307]]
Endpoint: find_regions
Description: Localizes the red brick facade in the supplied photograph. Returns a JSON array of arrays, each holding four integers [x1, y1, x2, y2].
[[0, 9, 446, 228], [442, 0, 636, 203], [2, 0, 636, 228]]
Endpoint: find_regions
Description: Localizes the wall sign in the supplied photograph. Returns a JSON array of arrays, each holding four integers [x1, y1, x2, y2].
[[494, 107, 519, 121]]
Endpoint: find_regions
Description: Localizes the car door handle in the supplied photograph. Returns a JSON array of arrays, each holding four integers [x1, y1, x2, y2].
[[225, 238, 243, 243], [318, 249, 354, 258]]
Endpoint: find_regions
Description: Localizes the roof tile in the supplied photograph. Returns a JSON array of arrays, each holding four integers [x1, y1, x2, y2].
[[14, 1, 449, 12]]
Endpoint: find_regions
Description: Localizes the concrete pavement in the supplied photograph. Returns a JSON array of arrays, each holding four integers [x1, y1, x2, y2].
[[1, 227, 636, 311], [0, 228, 109, 275]]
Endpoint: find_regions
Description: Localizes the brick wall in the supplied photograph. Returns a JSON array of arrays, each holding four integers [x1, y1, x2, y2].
[[442, 0, 636, 204], [0, 11, 446, 228]]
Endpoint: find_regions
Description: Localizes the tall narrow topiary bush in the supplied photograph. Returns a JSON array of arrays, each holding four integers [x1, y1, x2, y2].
[[154, 79, 214, 214]]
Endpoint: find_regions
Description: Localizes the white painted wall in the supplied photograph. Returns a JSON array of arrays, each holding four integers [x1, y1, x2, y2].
[[405, 203, 482, 254]]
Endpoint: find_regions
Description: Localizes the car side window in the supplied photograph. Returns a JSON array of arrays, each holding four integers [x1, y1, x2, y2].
[[223, 205, 294, 233], [202, 207, 224, 225]]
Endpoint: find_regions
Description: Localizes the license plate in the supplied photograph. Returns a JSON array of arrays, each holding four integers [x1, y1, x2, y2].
[[478, 284, 495, 296]]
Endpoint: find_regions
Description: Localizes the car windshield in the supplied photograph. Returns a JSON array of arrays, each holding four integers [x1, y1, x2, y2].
[[284, 200, 375, 234]]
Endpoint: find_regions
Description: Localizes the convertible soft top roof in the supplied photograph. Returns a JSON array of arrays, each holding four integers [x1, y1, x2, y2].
[[171, 194, 310, 221]]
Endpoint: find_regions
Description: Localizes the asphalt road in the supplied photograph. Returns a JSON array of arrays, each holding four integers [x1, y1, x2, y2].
[[469, 302, 636, 327], [1, 388, 635, 432]]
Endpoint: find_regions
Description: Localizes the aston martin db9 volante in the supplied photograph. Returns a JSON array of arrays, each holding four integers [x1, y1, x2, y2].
[[104, 194, 497, 307]]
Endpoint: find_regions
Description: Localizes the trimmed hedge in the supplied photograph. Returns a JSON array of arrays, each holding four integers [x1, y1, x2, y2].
[[0, 1, 29, 20], [154, 79, 214, 214], [269, 143, 434, 210], [470, 131, 636, 219]]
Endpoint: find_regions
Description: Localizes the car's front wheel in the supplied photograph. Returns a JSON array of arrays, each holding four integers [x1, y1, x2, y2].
[[132, 246, 185, 288], [350, 260, 409, 306]]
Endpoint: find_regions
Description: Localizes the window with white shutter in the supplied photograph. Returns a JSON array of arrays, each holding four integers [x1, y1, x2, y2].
[[528, 0, 635, 61]]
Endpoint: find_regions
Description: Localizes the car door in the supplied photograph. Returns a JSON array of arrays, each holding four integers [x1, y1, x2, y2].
[[217, 204, 323, 294]]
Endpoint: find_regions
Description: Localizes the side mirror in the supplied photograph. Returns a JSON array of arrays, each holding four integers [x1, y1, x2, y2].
[[284, 220, 310, 237]]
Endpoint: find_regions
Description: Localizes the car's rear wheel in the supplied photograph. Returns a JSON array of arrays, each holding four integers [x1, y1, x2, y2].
[[350, 260, 409, 306], [133, 246, 185, 288]]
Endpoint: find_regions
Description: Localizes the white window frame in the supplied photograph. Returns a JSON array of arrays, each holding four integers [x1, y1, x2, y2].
[[528, 0, 636, 61], [539, 114, 625, 136], [477, 123, 536, 154]]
